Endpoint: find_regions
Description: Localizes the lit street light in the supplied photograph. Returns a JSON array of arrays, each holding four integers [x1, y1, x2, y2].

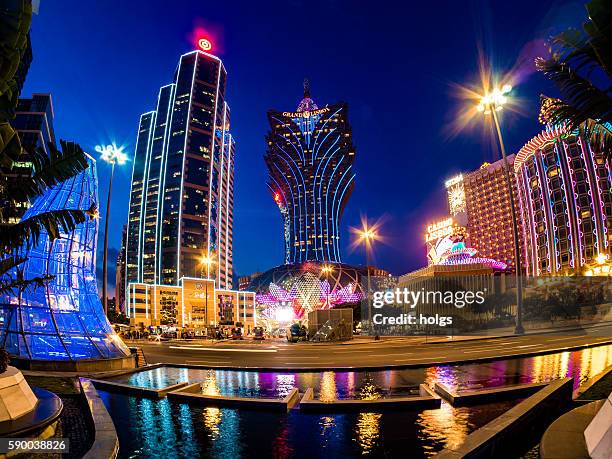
[[198, 254, 215, 327], [476, 84, 524, 334], [200, 254, 215, 279], [356, 222, 379, 333], [321, 265, 333, 307], [95, 143, 128, 316]]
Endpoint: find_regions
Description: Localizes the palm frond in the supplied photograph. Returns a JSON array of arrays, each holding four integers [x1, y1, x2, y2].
[[536, 58, 612, 126], [0, 254, 26, 277], [4, 140, 89, 203], [0, 122, 22, 168], [0, 275, 53, 297], [0, 208, 87, 255], [546, 0, 612, 79], [540, 96, 612, 159]]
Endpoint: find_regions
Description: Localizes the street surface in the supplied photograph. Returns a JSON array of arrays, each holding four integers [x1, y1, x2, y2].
[[128, 323, 612, 370]]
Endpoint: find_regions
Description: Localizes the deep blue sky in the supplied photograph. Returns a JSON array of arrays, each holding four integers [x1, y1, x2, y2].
[[22, 0, 585, 291]]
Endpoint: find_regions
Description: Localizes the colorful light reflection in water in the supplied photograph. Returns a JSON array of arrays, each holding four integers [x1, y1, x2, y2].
[[101, 346, 612, 457]]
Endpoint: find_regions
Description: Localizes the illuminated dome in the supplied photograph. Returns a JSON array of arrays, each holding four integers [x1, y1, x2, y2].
[[248, 262, 364, 327]]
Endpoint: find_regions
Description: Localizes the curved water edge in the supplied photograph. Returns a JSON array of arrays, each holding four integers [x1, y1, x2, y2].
[[98, 345, 612, 458]]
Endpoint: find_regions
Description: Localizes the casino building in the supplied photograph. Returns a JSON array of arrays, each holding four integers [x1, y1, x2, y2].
[[515, 125, 612, 276], [250, 82, 363, 328], [265, 80, 356, 264], [125, 45, 234, 291]]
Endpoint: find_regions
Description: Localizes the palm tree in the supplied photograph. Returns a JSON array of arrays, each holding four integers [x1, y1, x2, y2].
[[536, 0, 612, 157], [0, 1, 92, 366]]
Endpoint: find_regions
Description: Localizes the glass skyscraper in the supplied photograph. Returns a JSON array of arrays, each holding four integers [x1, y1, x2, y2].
[[126, 49, 234, 291], [265, 81, 356, 264]]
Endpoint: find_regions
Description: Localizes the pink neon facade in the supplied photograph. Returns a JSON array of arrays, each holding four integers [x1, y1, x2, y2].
[[515, 126, 612, 276]]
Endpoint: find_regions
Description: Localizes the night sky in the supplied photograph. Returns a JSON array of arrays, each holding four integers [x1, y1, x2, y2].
[[21, 0, 585, 291]]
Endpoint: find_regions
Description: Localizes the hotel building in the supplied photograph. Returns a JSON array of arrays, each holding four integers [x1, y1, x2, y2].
[[265, 80, 356, 264], [125, 47, 234, 291], [515, 126, 612, 276], [127, 278, 257, 332], [462, 156, 523, 272]]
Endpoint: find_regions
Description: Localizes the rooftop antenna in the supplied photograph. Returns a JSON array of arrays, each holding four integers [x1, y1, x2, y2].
[[303, 78, 310, 98]]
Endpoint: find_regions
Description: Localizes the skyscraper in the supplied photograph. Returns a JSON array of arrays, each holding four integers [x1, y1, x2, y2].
[[515, 125, 612, 276], [265, 81, 356, 264], [1, 93, 55, 224], [126, 47, 234, 291], [462, 156, 523, 272], [115, 224, 127, 313]]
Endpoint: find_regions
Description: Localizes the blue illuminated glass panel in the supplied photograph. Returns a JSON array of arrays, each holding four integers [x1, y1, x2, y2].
[[0, 158, 130, 361]]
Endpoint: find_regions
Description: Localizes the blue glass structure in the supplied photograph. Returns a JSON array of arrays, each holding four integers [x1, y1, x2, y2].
[[0, 156, 130, 360], [265, 81, 356, 264]]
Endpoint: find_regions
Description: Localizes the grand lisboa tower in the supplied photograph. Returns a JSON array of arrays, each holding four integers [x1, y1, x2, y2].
[[250, 81, 364, 327]]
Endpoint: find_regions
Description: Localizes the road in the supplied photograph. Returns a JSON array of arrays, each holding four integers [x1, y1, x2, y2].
[[129, 323, 612, 370]]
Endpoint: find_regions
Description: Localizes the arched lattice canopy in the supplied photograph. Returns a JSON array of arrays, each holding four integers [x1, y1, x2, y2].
[[0, 158, 130, 361]]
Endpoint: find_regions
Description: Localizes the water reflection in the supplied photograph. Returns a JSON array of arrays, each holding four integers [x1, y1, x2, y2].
[[319, 371, 337, 401], [99, 343, 612, 458], [110, 345, 612, 399], [203, 407, 221, 440], [354, 412, 382, 454]]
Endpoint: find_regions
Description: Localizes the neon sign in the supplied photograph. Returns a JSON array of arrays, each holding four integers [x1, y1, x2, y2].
[[425, 217, 454, 242], [198, 38, 212, 51], [282, 107, 330, 118]]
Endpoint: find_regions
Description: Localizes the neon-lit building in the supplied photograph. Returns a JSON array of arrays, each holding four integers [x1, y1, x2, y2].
[[515, 126, 612, 276], [248, 262, 363, 329], [0, 154, 131, 362], [125, 44, 234, 294], [265, 80, 356, 264], [425, 217, 468, 265], [463, 156, 524, 272]]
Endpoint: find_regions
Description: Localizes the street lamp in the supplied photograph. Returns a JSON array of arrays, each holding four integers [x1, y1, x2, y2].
[[198, 254, 216, 329], [321, 265, 333, 307], [199, 255, 215, 279], [95, 143, 128, 316], [356, 223, 379, 332], [476, 84, 525, 334]]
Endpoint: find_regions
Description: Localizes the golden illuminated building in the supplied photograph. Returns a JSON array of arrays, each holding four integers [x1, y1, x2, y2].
[[463, 155, 523, 272], [127, 277, 256, 332]]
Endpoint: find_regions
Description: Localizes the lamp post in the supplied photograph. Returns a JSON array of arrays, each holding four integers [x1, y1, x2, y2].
[[199, 255, 215, 328], [476, 84, 524, 334], [357, 224, 378, 333], [95, 144, 128, 316], [321, 265, 333, 308], [199, 255, 214, 279]]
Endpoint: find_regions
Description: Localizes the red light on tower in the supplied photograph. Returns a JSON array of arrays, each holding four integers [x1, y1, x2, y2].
[[274, 193, 280, 202], [198, 38, 212, 52]]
